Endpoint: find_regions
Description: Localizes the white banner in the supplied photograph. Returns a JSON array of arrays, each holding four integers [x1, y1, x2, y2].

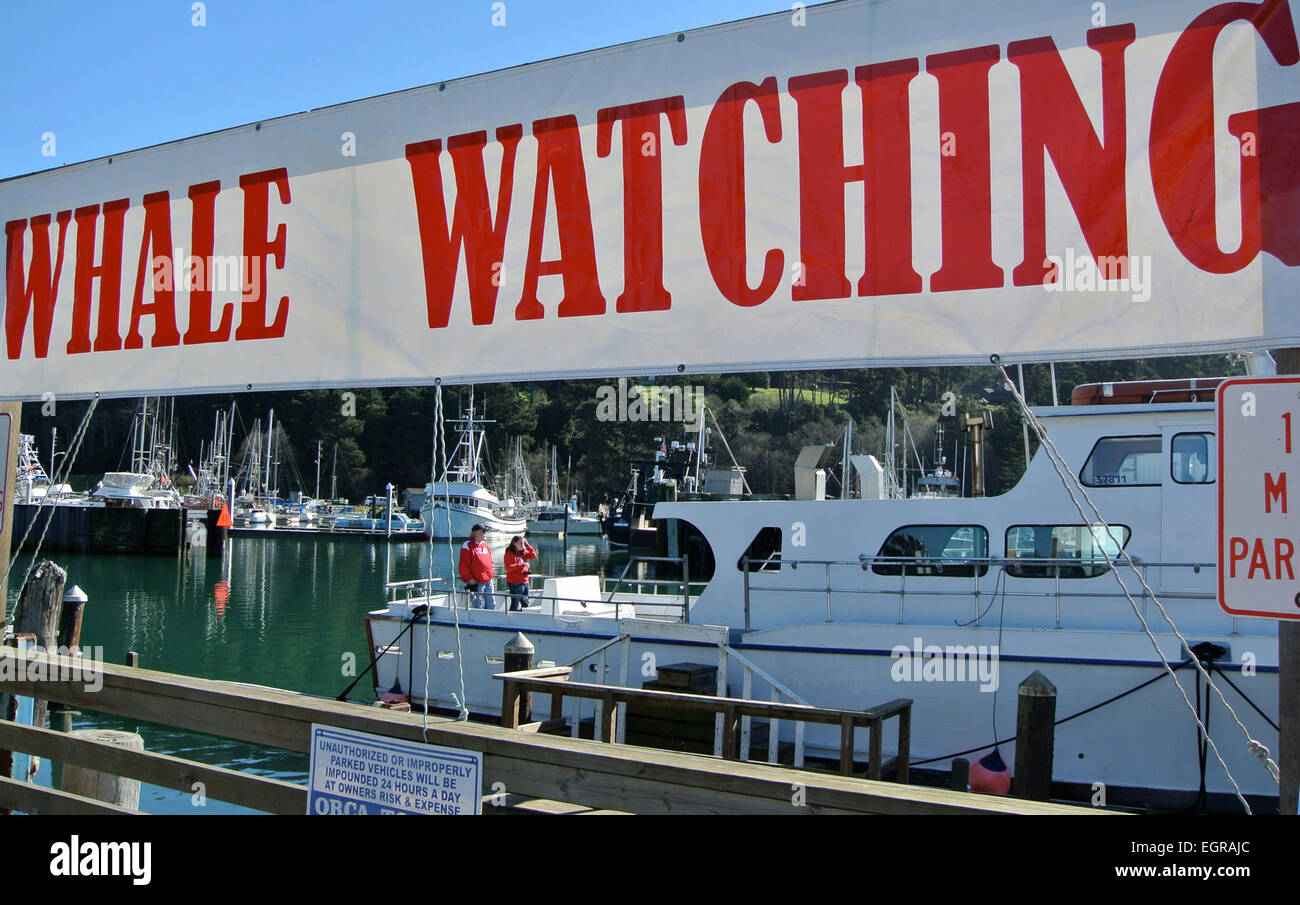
[[3, 0, 1300, 399]]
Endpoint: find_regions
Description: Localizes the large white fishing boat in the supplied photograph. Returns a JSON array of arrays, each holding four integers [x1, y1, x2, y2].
[[367, 377, 1279, 811], [421, 393, 527, 539]]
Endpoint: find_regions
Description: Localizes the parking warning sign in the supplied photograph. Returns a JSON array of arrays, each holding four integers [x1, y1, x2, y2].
[[1218, 377, 1300, 621], [307, 724, 482, 815]]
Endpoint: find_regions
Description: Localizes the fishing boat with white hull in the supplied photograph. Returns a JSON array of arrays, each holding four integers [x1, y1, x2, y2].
[[365, 377, 1279, 811], [421, 393, 527, 538]]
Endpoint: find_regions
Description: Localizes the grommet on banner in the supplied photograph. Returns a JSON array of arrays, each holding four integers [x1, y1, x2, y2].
[[677, 364, 686, 373], [676, 33, 685, 42], [246, 384, 252, 390], [990, 354, 1001, 366], [434, 377, 442, 385]]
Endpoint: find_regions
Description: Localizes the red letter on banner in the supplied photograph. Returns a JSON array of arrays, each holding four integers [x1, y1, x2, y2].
[[183, 181, 233, 344], [596, 96, 688, 313], [125, 191, 181, 349], [235, 168, 290, 341], [699, 78, 784, 307], [5, 212, 71, 359], [788, 63, 921, 300], [517, 115, 606, 320], [67, 199, 129, 353], [406, 125, 524, 327], [927, 46, 1003, 292], [1151, 0, 1300, 271], [1009, 25, 1135, 287]]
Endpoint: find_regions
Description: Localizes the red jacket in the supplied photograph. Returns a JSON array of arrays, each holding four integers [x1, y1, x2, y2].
[[504, 541, 537, 584], [458, 538, 495, 585]]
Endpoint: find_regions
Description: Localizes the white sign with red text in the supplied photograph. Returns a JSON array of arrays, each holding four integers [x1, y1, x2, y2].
[[1218, 376, 1300, 620], [3, 0, 1300, 399]]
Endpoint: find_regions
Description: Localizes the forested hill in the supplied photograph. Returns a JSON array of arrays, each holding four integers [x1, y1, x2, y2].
[[21, 355, 1243, 506]]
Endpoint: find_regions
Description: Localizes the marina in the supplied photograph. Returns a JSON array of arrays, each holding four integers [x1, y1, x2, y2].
[[0, 0, 1296, 875]]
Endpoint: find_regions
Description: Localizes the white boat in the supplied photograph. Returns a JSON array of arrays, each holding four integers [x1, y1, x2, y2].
[[13, 434, 86, 505], [367, 377, 1279, 811], [91, 472, 183, 509], [333, 509, 424, 533], [527, 500, 604, 535], [421, 391, 527, 539], [526, 447, 603, 535]]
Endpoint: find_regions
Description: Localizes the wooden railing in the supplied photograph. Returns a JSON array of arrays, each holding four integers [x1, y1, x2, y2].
[[497, 666, 912, 781], [0, 648, 1114, 815]]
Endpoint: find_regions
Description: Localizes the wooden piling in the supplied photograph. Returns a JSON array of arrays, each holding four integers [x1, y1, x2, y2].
[[502, 633, 535, 727], [61, 729, 145, 810], [57, 585, 88, 652], [14, 561, 67, 730], [1012, 671, 1057, 801], [949, 757, 970, 792]]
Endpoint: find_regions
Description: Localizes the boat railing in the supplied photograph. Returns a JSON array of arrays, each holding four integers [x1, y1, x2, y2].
[[562, 634, 633, 742], [741, 555, 1220, 632], [603, 554, 693, 622], [385, 577, 446, 604], [448, 586, 691, 623]]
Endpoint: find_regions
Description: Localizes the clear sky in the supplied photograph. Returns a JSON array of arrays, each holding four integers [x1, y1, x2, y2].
[[0, 0, 817, 180]]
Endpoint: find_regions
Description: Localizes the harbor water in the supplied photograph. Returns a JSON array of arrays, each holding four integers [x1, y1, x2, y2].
[[5, 533, 616, 814]]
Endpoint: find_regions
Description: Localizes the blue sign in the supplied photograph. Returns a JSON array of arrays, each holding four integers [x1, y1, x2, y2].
[[306, 724, 482, 815]]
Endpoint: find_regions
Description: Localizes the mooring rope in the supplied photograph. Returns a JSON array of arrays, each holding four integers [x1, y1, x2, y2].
[[993, 357, 1275, 813], [425, 383, 469, 736], [4, 395, 100, 625]]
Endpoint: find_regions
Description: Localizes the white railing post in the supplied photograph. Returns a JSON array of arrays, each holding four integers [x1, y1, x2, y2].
[[768, 687, 781, 764], [594, 647, 608, 741], [617, 634, 631, 744], [713, 643, 728, 757], [740, 667, 753, 762]]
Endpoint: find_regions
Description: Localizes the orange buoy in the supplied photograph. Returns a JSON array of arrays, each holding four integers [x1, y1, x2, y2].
[[969, 748, 1012, 795]]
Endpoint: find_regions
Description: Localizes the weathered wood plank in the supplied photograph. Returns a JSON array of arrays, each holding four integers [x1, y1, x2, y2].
[[0, 720, 306, 814], [0, 774, 142, 815]]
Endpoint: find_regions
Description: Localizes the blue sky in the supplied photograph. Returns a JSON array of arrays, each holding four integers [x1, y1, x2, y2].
[[0, 0, 815, 180]]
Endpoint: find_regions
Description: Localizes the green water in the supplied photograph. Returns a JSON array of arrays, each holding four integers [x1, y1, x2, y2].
[[7, 533, 615, 814]]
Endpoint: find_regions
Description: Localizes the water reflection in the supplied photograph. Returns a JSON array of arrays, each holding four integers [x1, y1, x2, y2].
[[4, 533, 621, 813]]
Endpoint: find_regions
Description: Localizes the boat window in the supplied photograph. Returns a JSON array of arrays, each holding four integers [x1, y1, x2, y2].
[[738, 526, 782, 572], [872, 525, 989, 577], [1080, 436, 1162, 486], [1005, 524, 1131, 578], [1171, 433, 1215, 484]]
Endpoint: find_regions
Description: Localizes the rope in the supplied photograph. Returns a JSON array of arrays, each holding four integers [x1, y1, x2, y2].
[[993, 357, 1275, 812], [425, 383, 469, 733], [5, 395, 100, 624], [909, 657, 1195, 767]]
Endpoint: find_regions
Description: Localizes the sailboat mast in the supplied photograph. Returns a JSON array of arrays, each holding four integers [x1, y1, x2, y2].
[[265, 409, 275, 498], [315, 440, 322, 500]]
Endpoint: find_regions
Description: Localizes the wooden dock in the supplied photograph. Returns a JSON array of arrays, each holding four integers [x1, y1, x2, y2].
[[0, 647, 1117, 815]]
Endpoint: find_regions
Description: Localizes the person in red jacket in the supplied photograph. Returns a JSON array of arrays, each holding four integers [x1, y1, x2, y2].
[[458, 524, 496, 609], [504, 535, 538, 611]]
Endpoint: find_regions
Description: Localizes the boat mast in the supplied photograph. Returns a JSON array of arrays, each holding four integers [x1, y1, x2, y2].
[[841, 418, 852, 499], [265, 409, 275, 500], [315, 439, 322, 500]]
